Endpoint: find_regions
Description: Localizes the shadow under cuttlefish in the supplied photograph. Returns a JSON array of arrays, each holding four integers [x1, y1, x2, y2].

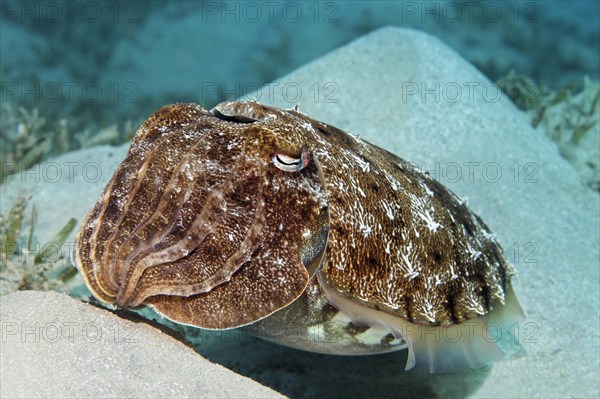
[[170, 323, 493, 399], [89, 296, 516, 399]]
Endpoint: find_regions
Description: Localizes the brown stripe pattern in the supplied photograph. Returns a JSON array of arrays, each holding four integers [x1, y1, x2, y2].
[[75, 103, 328, 329]]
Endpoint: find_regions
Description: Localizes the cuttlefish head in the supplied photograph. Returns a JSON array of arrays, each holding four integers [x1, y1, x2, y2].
[[74, 102, 329, 329]]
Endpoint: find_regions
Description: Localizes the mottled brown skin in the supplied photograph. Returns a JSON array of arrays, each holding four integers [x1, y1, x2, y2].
[[75, 101, 514, 331], [76, 103, 327, 328]]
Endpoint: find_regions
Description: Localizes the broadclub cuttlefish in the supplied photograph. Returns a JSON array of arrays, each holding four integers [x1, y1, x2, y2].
[[74, 101, 524, 373]]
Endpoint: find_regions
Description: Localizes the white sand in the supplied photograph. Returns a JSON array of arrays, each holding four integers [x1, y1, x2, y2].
[[0, 291, 285, 398]]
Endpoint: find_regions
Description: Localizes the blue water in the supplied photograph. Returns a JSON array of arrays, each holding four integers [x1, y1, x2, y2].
[[1, 0, 598, 131]]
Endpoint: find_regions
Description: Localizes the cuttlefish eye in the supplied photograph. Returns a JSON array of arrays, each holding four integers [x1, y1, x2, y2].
[[272, 145, 310, 172]]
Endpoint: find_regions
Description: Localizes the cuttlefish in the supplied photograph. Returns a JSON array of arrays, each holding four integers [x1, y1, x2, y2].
[[74, 101, 524, 373]]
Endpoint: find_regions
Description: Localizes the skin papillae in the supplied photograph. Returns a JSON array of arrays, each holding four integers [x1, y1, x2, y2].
[[75, 101, 523, 369]]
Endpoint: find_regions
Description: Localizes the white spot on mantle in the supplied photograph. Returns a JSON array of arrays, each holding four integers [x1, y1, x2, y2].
[[381, 200, 395, 220]]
